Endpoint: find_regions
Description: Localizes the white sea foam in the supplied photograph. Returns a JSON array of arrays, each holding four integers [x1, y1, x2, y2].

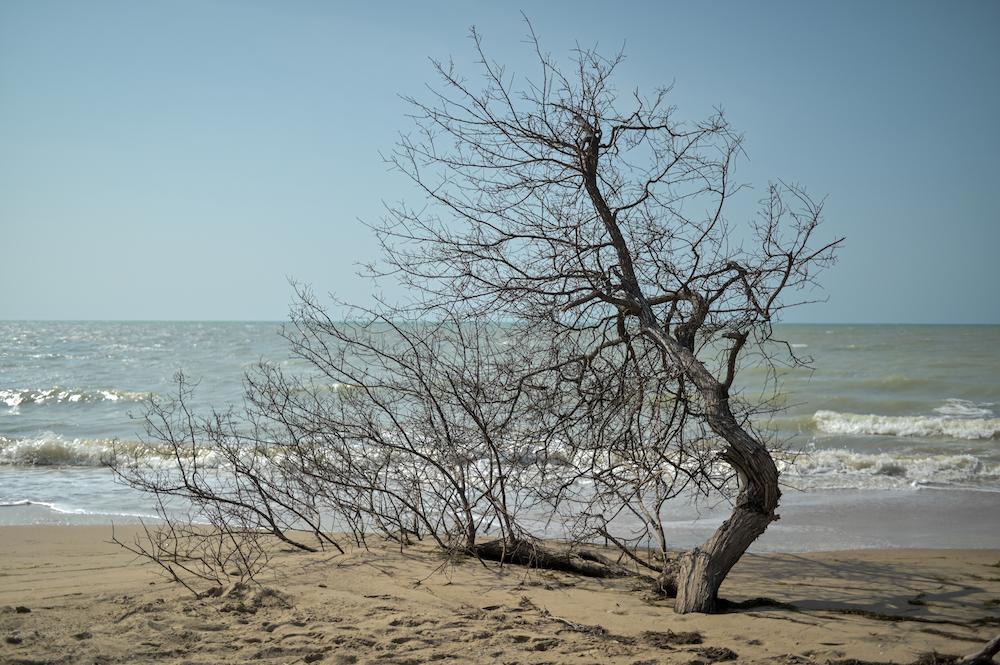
[[0, 499, 89, 515], [781, 448, 997, 489], [0, 434, 115, 466], [0, 387, 148, 408], [813, 410, 1000, 440], [0, 499, 163, 521], [933, 398, 994, 418], [0, 434, 221, 468]]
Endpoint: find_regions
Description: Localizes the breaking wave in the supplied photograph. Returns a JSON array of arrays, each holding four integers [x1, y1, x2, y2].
[[0, 499, 161, 521], [1, 387, 149, 408], [781, 448, 998, 489], [813, 409, 1000, 440], [933, 398, 995, 418], [0, 434, 220, 468]]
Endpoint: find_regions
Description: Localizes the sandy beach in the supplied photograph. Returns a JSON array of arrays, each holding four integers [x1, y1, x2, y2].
[[1, 526, 998, 664], [4, 0, 1000, 661]]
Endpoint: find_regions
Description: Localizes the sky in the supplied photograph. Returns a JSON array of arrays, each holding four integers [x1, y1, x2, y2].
[[1, 1, 998, 323]]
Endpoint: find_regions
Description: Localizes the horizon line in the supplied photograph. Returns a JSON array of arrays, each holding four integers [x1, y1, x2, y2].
[[2, 319, 999, 326]]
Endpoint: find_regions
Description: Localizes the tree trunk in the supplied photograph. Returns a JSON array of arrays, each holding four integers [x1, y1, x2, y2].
[[673, 398, 781, 613], [579, 118, 783, 613], [643, 326, 781, 614]]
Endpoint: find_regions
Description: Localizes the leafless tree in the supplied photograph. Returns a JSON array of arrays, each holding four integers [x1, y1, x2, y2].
[[272, 297, 558, 557], [113, 372, 348, 557], [114, 24, 839, 613], [110, 501, 274, 597], [372, 25, 840, 612], [115, 300, 633, 584]]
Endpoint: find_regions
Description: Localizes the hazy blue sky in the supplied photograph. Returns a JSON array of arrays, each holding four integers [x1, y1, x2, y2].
[[2, 1, 998, 323]]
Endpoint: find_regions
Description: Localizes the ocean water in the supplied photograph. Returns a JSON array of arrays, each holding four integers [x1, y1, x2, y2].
[[1, 321, 998, 551]]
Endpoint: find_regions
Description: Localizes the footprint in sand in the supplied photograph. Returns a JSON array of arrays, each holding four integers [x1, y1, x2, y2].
[[330, 656, 358, 665], [389, 635, 418, 644], [528, 637, 560, 651]]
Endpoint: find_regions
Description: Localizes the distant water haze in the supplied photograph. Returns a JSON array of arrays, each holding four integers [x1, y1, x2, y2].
[[1, 321, 998, 550]]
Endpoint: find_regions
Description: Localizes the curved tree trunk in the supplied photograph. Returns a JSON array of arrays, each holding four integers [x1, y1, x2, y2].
[[672, 425, 780, 613], [580, 130, 783, 614], [644, 326, 781, 614]]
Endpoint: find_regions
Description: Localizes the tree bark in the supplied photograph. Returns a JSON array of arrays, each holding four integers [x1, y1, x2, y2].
[[959, 634, 1000, 665], [470, 539, 632, 578], [578, 125, 783, 613], [672, 402, 781, 613], [643, 326, 781, 614], [573, 104, 785, 612]]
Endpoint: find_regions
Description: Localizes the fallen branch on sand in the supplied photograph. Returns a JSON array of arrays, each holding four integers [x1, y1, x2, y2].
[[828, 634, 1000, 665], [958, 634, 1000, 665], [469, 539, 633, 579]]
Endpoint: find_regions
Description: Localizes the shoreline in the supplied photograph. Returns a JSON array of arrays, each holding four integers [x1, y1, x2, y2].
[[4, 484, 999, 553], [2, 525, 999, 664]]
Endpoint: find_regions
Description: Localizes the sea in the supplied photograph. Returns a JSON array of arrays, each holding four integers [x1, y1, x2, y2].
[[1, 321, 998, 552]]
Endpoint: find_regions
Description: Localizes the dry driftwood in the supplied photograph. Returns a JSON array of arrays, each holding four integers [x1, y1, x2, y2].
[[959, 634, 1000, 665], [470, 539, 632, 578]]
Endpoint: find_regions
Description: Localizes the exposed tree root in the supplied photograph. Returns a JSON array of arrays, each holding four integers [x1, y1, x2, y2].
[[921, 628, 992, 644], [828, 609, 1000, 630], [716, 596, 798, 612], [958, 634, 1000, 665], [652, 568, 679, 597], [469, 539, 633, 578], [827, 634, 1000, 665]]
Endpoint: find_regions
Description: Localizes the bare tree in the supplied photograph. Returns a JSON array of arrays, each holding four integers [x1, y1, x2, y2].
[[114, 24, 838, 613], [273, 297, 556, 556], [277, 294, 650, 578], [373, 26, 840, 612], [115, 300, 633, 585], [110, 501, 275, 597]]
